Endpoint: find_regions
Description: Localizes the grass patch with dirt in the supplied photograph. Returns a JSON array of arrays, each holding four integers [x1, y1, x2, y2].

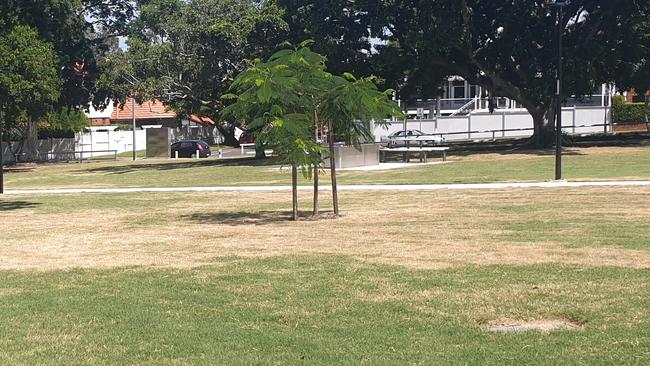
[[0, 258, 648, 365], [1, 188, 649, 364]]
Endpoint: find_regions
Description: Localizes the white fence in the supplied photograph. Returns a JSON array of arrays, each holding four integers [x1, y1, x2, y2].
[[77, 130, 147, 158], [375, 106, 611, 142], [2, 126, 222, 162]]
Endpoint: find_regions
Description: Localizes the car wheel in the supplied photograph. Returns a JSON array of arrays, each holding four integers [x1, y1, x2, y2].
[[191, 153, 196, 159]]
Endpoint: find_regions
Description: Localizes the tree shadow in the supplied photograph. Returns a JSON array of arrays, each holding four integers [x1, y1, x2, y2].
[[0, 201, 41, 212], [182, 210, 324, 226], [75, 157, 280, 175]]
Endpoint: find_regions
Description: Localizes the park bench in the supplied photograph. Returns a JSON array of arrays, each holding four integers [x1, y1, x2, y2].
[[379, 146, 449, 163], [240, 143, 256, 155]]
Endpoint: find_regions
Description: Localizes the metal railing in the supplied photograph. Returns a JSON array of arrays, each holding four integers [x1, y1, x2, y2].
[[45, 150, 118, 162], [388, 123, 611, 145]]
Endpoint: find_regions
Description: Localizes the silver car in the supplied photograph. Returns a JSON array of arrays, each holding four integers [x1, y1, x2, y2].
[[382, 130, 442, 148]]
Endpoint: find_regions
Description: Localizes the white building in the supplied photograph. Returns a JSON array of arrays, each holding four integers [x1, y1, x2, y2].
[[399, 76, 614, 118]]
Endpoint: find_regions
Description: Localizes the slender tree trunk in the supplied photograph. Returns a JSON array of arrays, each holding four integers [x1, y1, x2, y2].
[[0, 117, 4, 195], [312, 163, 319, 217], [313, 111, 320, 217], [23, 117, 39, 162], [327, 120, 339, 217], [291, 163, 298, 221], [255, 144, 266, 159]]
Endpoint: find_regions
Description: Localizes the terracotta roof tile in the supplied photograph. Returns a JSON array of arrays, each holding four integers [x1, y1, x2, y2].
[[111, 99, 178, 121]]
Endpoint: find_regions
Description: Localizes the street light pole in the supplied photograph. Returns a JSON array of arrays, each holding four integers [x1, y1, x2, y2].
[[553, 1, 568, 181], [0, 117, 4, 195], [132, 97, 137, 161]]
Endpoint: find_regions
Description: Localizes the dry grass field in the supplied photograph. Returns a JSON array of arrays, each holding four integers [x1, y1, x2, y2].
[[1, 161, 650, 364], [2, 188, 650, 271]]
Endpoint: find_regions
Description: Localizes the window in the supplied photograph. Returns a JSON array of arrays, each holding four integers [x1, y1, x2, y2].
[[452, 80, 465, 99]]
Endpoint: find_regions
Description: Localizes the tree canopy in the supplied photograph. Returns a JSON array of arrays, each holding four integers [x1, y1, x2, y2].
[[222, 43, 401, 219], [277, 0, 650, 145], [95, 0, 288, 142]]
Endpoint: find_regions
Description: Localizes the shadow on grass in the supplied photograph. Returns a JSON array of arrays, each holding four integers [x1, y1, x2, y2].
[[449, 147, 587, 158], [75, 157, 280, 175], [0, 201, 41, 211], [183, 210, 322, 225]]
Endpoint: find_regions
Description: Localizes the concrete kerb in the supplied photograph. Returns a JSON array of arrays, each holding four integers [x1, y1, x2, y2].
[[4, 180, 650, 196]]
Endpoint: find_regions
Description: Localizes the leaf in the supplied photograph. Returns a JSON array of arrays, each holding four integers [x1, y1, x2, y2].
[[257, 81, 272, 102]]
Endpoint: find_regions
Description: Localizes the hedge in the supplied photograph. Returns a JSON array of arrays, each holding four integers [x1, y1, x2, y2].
[[38, 128, 76, 139], [612, 95, 650, 124]]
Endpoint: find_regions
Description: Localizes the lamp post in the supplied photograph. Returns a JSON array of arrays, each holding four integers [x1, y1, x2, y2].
[[132, 97, 137, 161], [0, 115, 4, 195], [551, 0, 569, 181]]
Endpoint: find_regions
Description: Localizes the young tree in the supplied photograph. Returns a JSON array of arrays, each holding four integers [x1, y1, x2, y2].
[[319, 74, 403, 215], [223, 43, 401, 219], [222, 44, 327, 220]]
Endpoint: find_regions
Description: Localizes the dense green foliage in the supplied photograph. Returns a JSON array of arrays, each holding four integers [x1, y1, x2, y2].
[[0, 0, 135, 159], [612, 96, 650, 124], [0, 26, 61, 123], [279, 1, 650, 145], [95, 0, 287, 143]]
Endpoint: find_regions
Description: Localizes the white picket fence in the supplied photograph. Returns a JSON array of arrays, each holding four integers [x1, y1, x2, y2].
[[374, 106, 611, 142]]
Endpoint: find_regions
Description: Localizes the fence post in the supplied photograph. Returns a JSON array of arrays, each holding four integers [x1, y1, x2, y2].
[[467, 114, 472, 139], [502, 112, 506, 137], [572, 107, 576, 134]]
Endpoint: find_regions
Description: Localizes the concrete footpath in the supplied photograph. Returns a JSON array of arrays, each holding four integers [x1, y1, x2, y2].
[[4, 180, 650, 195]]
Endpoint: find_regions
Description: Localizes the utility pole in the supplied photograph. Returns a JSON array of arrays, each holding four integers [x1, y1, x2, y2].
[[553, 1, 568, 181], [132, 97, 137, 161], [0, 116, 4, 195]]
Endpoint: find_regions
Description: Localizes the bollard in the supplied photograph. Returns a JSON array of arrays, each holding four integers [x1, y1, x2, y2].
[[175, 151, 179, 159], [218, 149, 223, 158], [195, 150, 200, 159]]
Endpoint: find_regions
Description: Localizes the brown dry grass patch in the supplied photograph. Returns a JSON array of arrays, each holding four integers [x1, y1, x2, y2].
[[1, 187, 649, 271]]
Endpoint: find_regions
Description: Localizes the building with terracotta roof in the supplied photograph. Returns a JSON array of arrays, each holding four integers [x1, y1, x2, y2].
[[87, 99, 215, 128]]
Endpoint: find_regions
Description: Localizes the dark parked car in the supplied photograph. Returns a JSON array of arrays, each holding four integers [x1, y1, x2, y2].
[[171, 140, 211, 158]]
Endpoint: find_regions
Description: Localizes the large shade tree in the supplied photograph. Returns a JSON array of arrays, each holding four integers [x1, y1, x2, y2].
[[279, 0, 650, 146], [0, 0, 136, 159], [0, 26, 61, 193], [95, 0, 288, 144]]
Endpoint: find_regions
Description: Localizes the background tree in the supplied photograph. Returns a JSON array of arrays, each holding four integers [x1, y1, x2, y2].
[[95, 0, 288, 145], [0, 26, 61, 193], [0, 0, 136, 159], [277, 0, 650, 147]]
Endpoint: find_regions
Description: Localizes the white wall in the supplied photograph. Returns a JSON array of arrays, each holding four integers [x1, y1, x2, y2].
[[375, 106, 611, 142], [76, 130, 147, 158]]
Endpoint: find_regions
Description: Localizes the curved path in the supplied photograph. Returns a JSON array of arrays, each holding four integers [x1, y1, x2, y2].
[[4, 180, 650, 195]]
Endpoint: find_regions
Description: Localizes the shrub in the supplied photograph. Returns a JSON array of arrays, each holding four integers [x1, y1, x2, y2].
[[38, 128, 76, 139], [612, 95, 650, 124]]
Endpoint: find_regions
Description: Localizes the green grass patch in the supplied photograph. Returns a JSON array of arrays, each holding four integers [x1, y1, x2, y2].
[[0, 257, 648, 365], [3, 146, 650, 189]]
